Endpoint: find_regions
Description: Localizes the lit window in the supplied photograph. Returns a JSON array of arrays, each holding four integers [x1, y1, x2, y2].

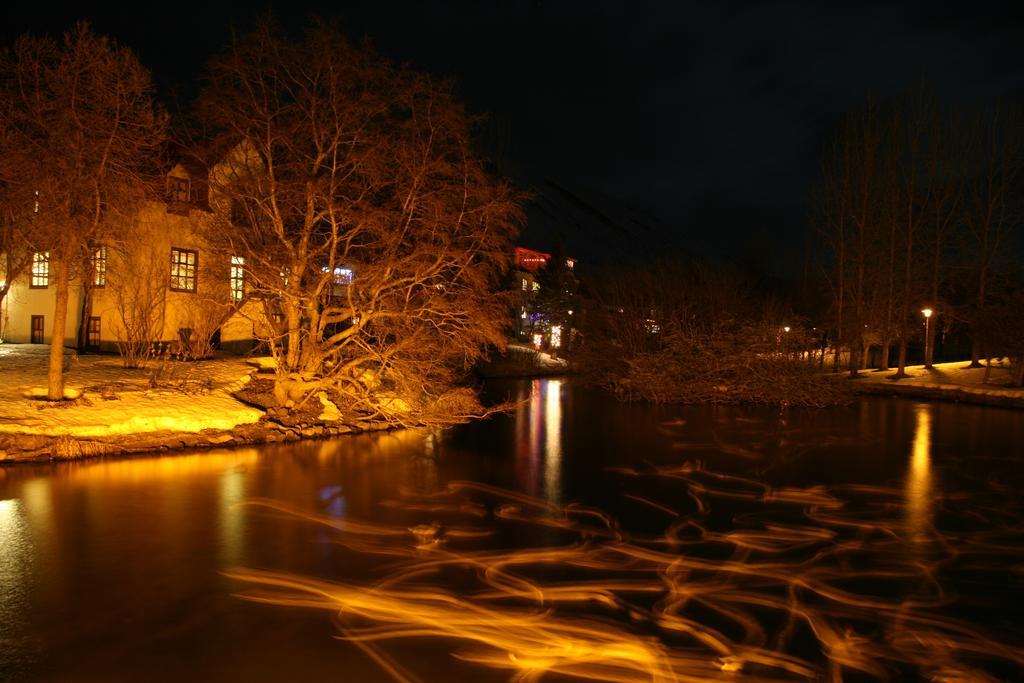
[[31, 252, 49, 288], [566, 258, 575, 270], [91, 247, 107, 287], [550, 325, 563, 348], [521, 278, 528, 291], [170, 248, 197, 292], [167, 176, 190, 203], [230, 256, 245, 301], [333, 267, 354, 285], [326, 267, 353, 304]]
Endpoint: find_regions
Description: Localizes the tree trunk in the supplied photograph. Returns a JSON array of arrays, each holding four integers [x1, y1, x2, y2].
[[284, 298, 301, 371], [47, 250, 71, 400], [969, 335, 983, 369], [861, 342, 871, 370], [848, 336, 861, 378], [879, 339, 890, 371], [77, 281, 94, 350], [893, 337, 908, 380], [969, 254, 988, 369]]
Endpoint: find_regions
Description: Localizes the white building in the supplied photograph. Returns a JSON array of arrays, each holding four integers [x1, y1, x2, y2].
[[1, 160, 262, 355]]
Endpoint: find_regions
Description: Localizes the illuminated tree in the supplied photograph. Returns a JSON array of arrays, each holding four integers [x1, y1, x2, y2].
[[0, 23, 166, 399], [196, 21, 522, 424]]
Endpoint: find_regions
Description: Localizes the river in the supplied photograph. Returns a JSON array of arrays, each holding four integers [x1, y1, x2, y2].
[[2, 379, 1023, 681]]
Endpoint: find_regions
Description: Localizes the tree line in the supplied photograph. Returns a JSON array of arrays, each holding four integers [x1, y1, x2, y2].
[[0, 20, 522, 422], [817, 92, 1024, 384]]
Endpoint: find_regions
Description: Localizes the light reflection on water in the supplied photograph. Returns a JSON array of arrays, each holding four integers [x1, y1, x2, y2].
[[544, 379, 563, 504], [0, 497, 32, 673], [514, 378, 564, 503], [905, 403, 934, 542], [0, 381, 1022, 681]]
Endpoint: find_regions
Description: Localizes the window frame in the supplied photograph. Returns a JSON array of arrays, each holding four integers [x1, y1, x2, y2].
[[167, 176, 191, 203], [30, 251, 50, 289], [169, 247, 198, 293], [91, 246, 107, 288], [230, 255, 245, 302]]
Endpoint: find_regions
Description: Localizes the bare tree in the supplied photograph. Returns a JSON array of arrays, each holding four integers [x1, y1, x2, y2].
[[196, 21, 522, 424], [108, 240, 167, 368], [962, 104, 1022, 368], [578, 260, 848, 407], [820, 91, 960, 381], [0, 23, 167, 398], [819, 102, 887, 377]]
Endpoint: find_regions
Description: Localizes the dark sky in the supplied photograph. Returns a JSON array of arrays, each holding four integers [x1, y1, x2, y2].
[[4, 1, 1024, 273]]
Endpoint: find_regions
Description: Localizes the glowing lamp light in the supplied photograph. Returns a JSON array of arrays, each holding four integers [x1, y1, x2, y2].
[[921, 308, 933, 318], [550, 325, 563, 349], [783, 326, 791, 333], [532, 333, 543, 350]]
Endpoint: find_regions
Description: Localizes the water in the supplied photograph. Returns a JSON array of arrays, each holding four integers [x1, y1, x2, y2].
[[2, 379, 1023, 681]]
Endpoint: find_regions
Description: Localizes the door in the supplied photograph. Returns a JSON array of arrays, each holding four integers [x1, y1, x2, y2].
[[31, 315, 44, 344], [87, 317, 101, 350]]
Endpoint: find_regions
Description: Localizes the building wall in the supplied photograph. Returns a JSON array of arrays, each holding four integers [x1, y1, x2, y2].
[[1, 269, 83, 346], [89, 200, 218, 349], [2, 182, 259, 354]]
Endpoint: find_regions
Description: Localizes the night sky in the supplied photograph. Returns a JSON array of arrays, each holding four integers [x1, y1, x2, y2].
[[4, 1, 1024, 273]]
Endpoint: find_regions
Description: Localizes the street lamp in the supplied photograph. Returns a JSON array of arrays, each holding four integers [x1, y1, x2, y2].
[[921, 308, 933, 369]]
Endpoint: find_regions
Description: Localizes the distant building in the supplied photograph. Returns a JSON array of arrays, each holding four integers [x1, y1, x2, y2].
[[514, 246, 551, 274], [512, 245, 577, 349]]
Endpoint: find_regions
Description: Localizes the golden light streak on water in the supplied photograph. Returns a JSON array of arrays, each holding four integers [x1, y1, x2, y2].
[[905, 403, 934, 543], [229, 454, 1024, 682]]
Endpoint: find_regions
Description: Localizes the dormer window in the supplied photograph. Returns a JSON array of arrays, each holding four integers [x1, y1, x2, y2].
[[168, 176, 191, 203]]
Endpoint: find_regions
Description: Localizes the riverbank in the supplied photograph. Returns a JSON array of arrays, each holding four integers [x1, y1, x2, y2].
[[476, 342, 572, 378], [0, 344, 392, 463], [846, 359, 1024, 408]]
